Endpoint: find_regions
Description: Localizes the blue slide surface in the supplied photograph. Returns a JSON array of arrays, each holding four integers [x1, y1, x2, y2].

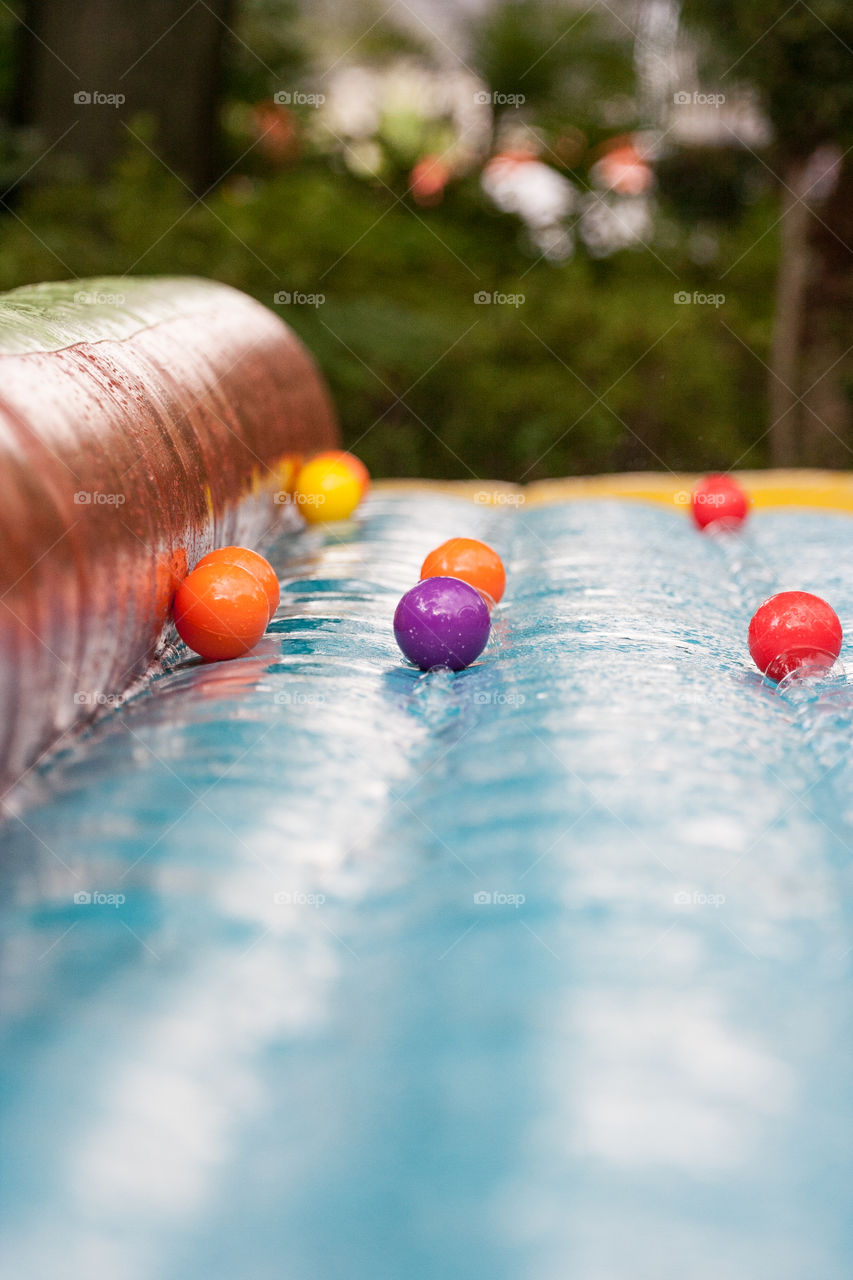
[[1, 496, 852, 1279]]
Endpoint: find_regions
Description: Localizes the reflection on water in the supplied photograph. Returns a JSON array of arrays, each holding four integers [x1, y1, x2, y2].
[[1, 499, 852, 1279]]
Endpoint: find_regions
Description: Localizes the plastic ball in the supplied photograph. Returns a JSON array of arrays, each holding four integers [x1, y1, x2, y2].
[[420, 537, 506, 606], [174, 563, 269, 661], [311, 450, 370, 496], [394, 576, 491, 671], [748, 590, 842, 682], [295, 455, 362, 524], [195, 546, 279, 616], [691, 474, 748, 530]]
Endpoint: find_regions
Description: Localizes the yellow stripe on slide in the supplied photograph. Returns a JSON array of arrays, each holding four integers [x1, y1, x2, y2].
[[373, 471, 853, 512]]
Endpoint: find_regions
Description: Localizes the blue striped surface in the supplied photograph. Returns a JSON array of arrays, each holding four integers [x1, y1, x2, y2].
[[1, 496, 852, 1279]]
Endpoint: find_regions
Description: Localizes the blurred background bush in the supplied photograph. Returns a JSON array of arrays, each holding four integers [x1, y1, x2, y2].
[[0, 0, 850, 480]]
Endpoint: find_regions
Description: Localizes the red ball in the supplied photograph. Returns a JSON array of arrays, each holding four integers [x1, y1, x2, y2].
[[748, 591, 842, 682], [691, 474, 748, 530]]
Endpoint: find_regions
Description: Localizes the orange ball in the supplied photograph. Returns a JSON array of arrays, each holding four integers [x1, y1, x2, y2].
[[174, 563, 269, 661], [420, 537, 506, 606], [312, 450, 370, 495], [195, 545, 280, 616]]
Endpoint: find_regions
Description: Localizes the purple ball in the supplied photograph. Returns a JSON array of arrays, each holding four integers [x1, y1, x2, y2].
[[394, 576, 491, 671]]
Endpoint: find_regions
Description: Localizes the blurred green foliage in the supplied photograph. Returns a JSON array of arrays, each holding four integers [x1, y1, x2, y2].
[[0, 133, 777, 480], [683, 0, 853, 160], [470, 0, 637, 141], [0, 0, 788, 480]]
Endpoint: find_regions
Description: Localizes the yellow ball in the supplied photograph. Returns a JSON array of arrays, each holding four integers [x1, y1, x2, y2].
[[295, 456, 363, 524]]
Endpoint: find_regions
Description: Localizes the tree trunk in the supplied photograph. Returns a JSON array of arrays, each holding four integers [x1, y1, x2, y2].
[[800, 161, 853, 465], [14, 0, 234, 194], [767, 159, 811, 467]]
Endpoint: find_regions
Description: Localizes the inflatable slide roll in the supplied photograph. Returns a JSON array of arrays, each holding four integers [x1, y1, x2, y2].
[[0, 276, 339, 796]]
